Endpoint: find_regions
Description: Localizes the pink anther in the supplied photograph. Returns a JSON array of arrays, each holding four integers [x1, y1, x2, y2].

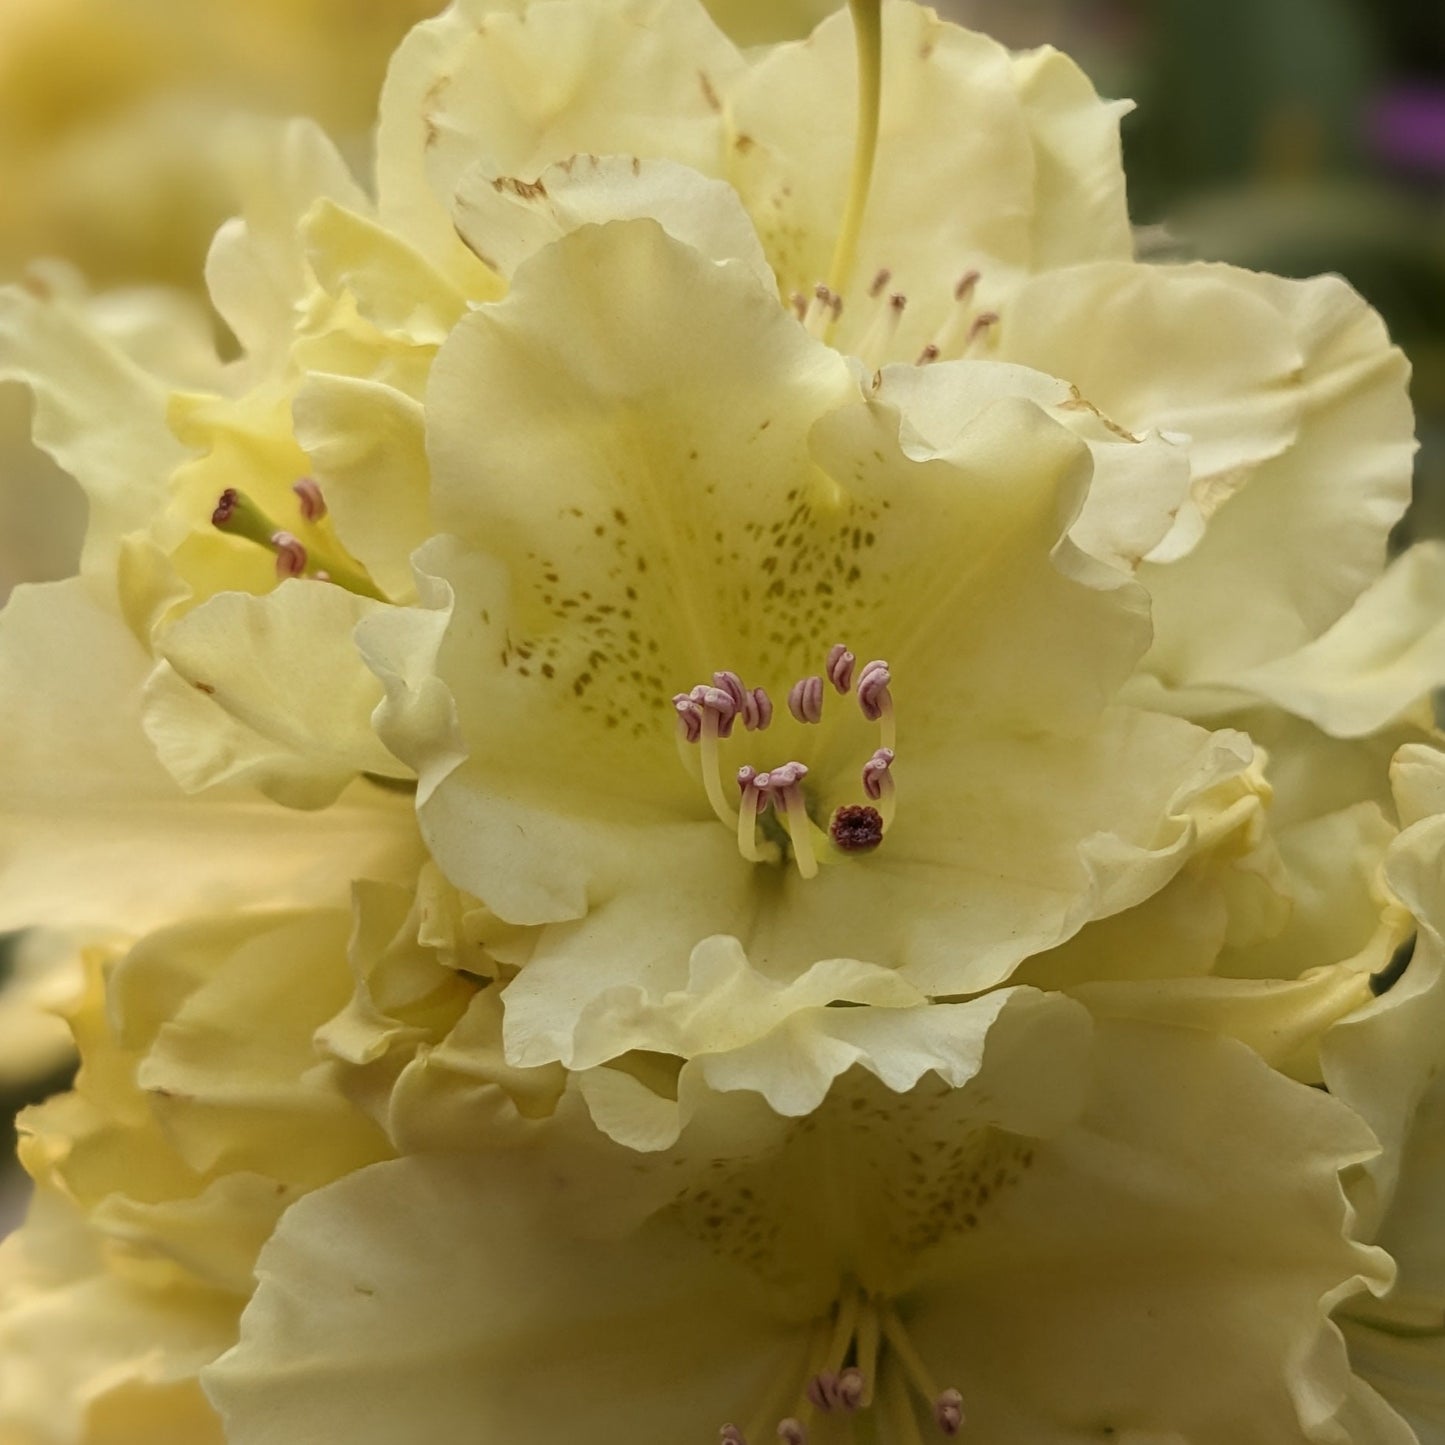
[[720, 1427, 747, 1445], [673, 693, 704, 743], [777, 1421, 806, 1444], [857, 660, 892, 721], [680, 682, 738, 738], [292, 476, 328, 522], [742, 686, 773, 731], [835, 1369, 866, 1411], [766, 761, 808, 793], [825, 643, 856, 694], [954, 270, 981, 303], [737, 765, 770, 813], [934, 1388, 965, 1436], [271, 531, 308, 578], [807, 1372, 839, 1412], [868, 267, 892, 298], [862, 747, 895, 801], [916, 342, 940, 366], [968, 311, 999, 345], [787, 675, 824, 725], [713, 670, 747, 712]]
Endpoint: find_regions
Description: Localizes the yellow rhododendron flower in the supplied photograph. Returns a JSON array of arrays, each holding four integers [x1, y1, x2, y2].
[[206, 1009, 1391, 1444], [0, 0, 1440, 1441]]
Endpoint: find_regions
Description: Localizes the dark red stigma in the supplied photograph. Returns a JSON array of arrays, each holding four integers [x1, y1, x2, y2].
[[830, 804, 883, 852], [212, 488, 239, 527]]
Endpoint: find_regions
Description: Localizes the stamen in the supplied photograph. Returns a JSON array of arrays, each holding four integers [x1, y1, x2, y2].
[[964, 311, 999, 354], [861, 746, 896, 829], [803, 284, 843, 338], [673, 693, 704, 743], [721, 1428, 748, 1445], [674, 685, 740, 826], [880, 1303, 964, 1440], [791, 292, 809, 321], [915, 342, 940, 367], [836, 1369, 866, 1412], [855, 291, 906, 369], [292, 476, 328, 522], [868, 267, 892, 298], [764, 762, 819, 882], [933, 1389, 965, 1437], [270, 531, 308, 579], [882, 1369, 928, 1445], [854, 1303, 881, 1409], [777, 1421, 806, 1445], [742, 686, 773, 731], [787, 675, 824, 725], [826, 643, 856, 694], [856, 659, 896, 750], [931, 270, 984, 358], [830, 804, 883, 853], [736, 766, 771, 864]]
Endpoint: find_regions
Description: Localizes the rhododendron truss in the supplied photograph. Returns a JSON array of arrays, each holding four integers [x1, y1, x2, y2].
[[0, 1, 1443, 1442]]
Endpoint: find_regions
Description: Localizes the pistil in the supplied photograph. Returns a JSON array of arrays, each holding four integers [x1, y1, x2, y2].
[[211, 484, 384, 599]]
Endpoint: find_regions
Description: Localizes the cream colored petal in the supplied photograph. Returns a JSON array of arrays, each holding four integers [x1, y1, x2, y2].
[[701, 0, 835, 45], [871, 358, 1193, 576], [207, 1017, 1392, 1445], [453, 154, 774, 289], [301, 198, 468, 348], [292, 376, 433, 604], [1325, 792, 1445, 1238], [580, 973, 1092, 1151], [1218, 800, 1400, 983], [727, 5, 1121, 345], [112, 911, 392, 1189], [0, 932, 82, 1086], [377, 0, 743, 281], [1237, 542, 1445, 738], [1142, 271, 1415, 692], [1009, 45, 1133, 271], [385, 988, 568, 1155], [203, 117, 368, 372], [0, 578, 419, 936], [1001, 261, 1306, 507], [1394, 742, 1445, 830], [0, 280, 188, 582], [141, 579, 406, 810], [907, 1021, 1392, 1444], [204, 1153, 792, 1445], [1342, 1323, 1445, 1445], [0, 1190, 231, 1445]]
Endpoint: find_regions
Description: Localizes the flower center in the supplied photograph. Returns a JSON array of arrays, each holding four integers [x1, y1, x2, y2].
[[721, 1287, 965, 1444], [671, 644, 896, 880]]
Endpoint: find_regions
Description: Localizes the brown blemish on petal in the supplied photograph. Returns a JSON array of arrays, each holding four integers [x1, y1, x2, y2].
[[191, 680, 217, 695], [699, 69, 722, 113], [492, 175, 548, 201]]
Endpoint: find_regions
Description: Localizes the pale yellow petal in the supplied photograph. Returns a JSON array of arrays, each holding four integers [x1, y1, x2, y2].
[[1238, 542, 1445, 738], [0, 577, 419, 936], [141, 580, 405, 810]]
